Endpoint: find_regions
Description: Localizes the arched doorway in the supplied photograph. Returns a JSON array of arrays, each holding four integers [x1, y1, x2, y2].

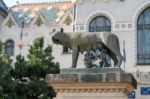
[[137, 7, 150, 65]]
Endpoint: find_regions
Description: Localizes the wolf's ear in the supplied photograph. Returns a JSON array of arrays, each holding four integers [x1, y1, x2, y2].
[[52, 28, 56, 32], [60, 28, 64, 32]]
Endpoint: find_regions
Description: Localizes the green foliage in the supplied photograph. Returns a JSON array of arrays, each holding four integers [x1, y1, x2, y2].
[[0, 37, 59, 99], [0, 40, 3, 53], [11, 37, 59, 99], [12, 55, 27, 80], [27, 37, 60, 76], [0, 40, 14, 99]]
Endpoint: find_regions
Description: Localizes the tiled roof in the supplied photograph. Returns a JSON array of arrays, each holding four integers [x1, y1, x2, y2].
[[12, 1, 73, 12], [11, 9, 34, 25], [0, 0, 8, 11], [10, 2, 74, 25], [39, 7, 64, 24]]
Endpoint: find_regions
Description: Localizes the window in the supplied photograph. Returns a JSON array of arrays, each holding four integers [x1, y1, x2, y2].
[[137, 7, 150, 64], [4, 40, 15, 56], [89, 16, 111, 32]]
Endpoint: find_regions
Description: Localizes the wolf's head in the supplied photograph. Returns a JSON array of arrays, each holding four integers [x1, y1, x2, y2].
[[52, 31, 70, 46]]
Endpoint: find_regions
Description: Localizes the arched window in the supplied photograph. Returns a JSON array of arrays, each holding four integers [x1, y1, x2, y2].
[[137, 7, 150, 64], [89, 16, 111, 32], [4, 40, 15, 56]]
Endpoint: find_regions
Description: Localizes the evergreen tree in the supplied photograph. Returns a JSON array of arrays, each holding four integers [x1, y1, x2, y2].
[[0, 40, 15, 99], [27, 37, 59, 79], [12, 37, 59, 99]]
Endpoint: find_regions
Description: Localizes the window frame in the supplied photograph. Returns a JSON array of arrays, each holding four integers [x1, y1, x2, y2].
[[4, 39, 15, 56], [137, 7, 150, 65], [89, 16, 111, 32]]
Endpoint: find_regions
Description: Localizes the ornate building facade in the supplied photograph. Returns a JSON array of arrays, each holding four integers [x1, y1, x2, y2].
[[0, 1, 74, 67], [0, 0, 150, 98], [73, 0, 150, 99]]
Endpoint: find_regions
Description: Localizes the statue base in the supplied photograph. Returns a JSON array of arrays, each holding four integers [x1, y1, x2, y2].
[[60, 68, 124, 74], [47, 68, 137, 99]]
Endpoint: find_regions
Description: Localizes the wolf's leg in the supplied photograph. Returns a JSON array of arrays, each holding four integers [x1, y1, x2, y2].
[[71, 47, 79, 68]]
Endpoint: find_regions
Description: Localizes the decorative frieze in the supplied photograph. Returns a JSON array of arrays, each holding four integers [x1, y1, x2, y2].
[[55, 88, 124, 93], [72, 0, 125, 4], [48, 68, 137, 99], [140, 72, 150, 84], [114, 22, 133, 31], [75, 25, 85, 32]]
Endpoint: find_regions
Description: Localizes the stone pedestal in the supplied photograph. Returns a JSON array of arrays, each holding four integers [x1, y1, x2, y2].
[[47, 68, 137, 99]]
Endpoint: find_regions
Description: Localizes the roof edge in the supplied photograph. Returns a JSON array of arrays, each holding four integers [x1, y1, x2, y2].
[[11, 0, 72, 8], [0, 7, 8, 18]]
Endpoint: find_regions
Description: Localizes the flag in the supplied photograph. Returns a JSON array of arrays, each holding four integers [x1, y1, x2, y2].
[[123, 40, 126, 62], [123, 47, 126, 62], [18, 40, 23, 49], [18, 29, 23, 49]]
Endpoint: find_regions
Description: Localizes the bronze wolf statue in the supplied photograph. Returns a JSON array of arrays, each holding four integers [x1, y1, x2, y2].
[[52, 31, 124, 68]]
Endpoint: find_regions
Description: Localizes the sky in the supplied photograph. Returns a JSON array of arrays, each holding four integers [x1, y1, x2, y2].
[[4, 0, 67, 7]]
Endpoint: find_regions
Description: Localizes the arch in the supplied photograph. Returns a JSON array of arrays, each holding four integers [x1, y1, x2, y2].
[[84, 10, 114, 32], [132, 2, 150, 65], [133, 2, 150, 24], [89, 16, 111, 32], [136, 6, 150, 65], [4, 39, 15, 56]]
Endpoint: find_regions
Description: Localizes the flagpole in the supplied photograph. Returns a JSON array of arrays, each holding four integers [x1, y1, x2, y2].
[[123, 40, 126, 71], [19, 22, 24, 55]]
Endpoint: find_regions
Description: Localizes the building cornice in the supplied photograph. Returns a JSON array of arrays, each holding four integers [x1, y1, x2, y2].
[[12, 1, 72, 8], [49, 82, 134, 95], [72, 0, 124, 4]]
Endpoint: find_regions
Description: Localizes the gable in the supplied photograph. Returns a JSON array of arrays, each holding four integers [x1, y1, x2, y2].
[[6, 17, 15, 27], [2, 14, 17, 28], [34, 16, 44, 26]]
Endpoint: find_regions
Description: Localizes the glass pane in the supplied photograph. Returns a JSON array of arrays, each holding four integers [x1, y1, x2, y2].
[[137, 7, 150, 64], [89, 16, 111, 32], [4, 40, 14, 55]]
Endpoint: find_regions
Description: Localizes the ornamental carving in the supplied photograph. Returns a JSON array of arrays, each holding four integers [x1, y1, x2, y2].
[[6, 18, 15, 28], [35, 16, 44, 26], [140, 72, 150, 83], [63, 15, 72, 25], [55, 88, 124, 93]]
